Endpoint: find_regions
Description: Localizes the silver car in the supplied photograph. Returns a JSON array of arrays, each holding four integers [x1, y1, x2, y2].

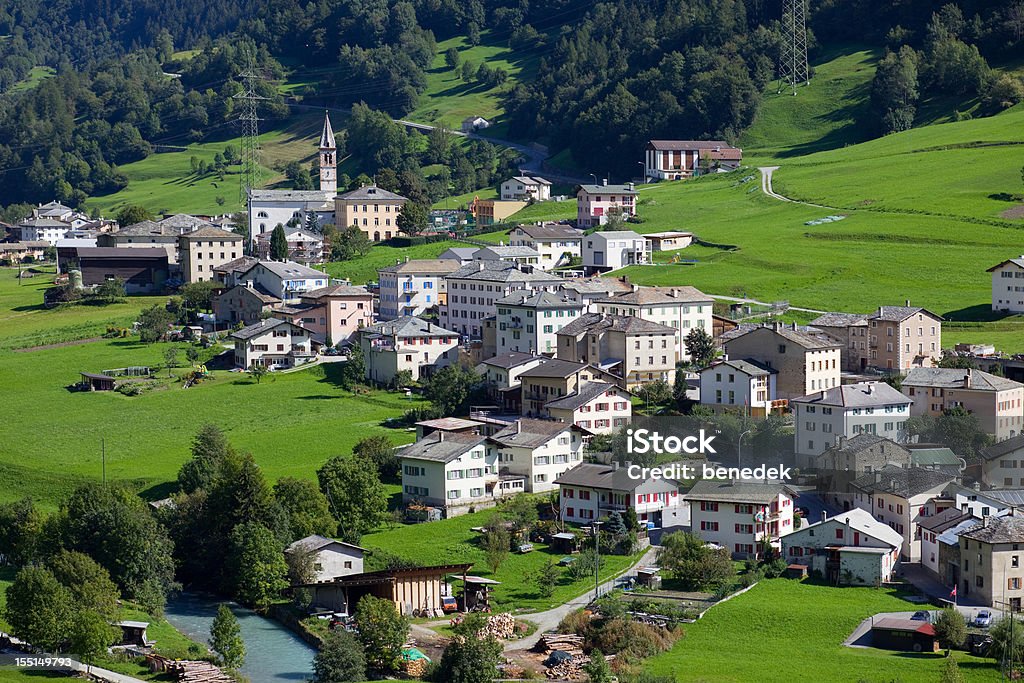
[[975, 610, 993, 628]]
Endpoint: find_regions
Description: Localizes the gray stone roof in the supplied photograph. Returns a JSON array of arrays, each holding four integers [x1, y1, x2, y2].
[[286, 534, 363, 554], [362, 316, 457, 339], [513, 224, 580, 240], [496, 290, 583, 308], [554, 462, 665, 492], [178, 225, 241, 240], [979, 489, 1024, 507], [479, 351, 543, 370], [792, 508, 904, 548], [793, 381, 911, 408], [595, 285, 712, 306], [725, 323, 840, 351], [213, 256, 259, 274], [218, 284, 281, 304], [648, 139, 733, 151], [869, 306, 941, 322], [685, 480, 790, 504], [959, 515, 1024, 544], [518, 358, 588, 379], [476, 245, 541, 258], [703, 358, 776, 377], [378, 258, 461, 275], [809, 312, 868, 328], [850, 465, 955, 498], [557, 312, 677, 337], [243, 260, 325, 280], [902, 368, 1023, 392], [399, 431, 487, 463], [159, 214, 215, 230], [336, 185, 406, 202], [917, 507, 973, 533], [446, 261, 560, 284], [987, 257, 1024, 272], [544, 382, 620, 411], [981, 434, 1024, 462], [491, 418, 577, 448], [230, 318, 293, 341], [578, 185, 637, 194], [303, 283, 369, 298]]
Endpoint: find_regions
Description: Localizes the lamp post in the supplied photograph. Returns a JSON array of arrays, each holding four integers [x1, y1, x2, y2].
[[737, 429, 754, 469], [593, 520, 604, 602], [589, 173, 598, 186], [637, 161, 647, 184]]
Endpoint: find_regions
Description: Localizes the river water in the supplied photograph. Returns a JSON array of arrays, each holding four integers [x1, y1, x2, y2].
[[163, 593, 316, 683]]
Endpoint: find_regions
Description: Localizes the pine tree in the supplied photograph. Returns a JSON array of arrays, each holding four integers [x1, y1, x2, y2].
[[270, 224, 289, 261]]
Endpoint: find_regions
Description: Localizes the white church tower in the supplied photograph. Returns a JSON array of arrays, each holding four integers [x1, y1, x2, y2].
[[319, 112, 337, 195]]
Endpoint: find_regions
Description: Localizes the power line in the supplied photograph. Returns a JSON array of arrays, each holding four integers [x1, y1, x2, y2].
[[778, 0, 810, 96], [234, 57, 266, 213]]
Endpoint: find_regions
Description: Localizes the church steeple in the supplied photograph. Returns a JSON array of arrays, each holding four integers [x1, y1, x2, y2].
[[319, 111, 337, 195]]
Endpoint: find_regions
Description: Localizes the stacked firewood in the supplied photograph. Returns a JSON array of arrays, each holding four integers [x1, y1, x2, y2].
[[535, 632, 585, 656], [482, 612, 516, 639]]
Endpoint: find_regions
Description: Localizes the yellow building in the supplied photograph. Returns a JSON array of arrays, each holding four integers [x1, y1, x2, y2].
[[177, 226, 244, 283], [334, 185, 407, 242]]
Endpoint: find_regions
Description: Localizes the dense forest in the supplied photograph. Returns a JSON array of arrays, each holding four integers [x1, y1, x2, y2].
[[0, 0, 1021, 208]]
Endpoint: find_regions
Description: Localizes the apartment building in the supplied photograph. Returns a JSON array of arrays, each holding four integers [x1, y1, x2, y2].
[[509, 224, 582, 267], [957, 515, 1024, 609], [359, 317, 459, 385], [582, 231, 649, 273], [810, 306, 942, 372], [919, 508, 977, 584], [593, 285, 713, 360], [988, 256, 1024, 314], [274, 284, 373, 345], [495, 291, 586, 357], [334, 185, 407, 242], [177, 226, 244, 283], [555, 313, 677, 389], [850, 465, 957, 561], [556, 462, 683, 528], [519, 358, 604, 416], [781, 508, 904, 585], [792, 381, 913, 468], [576, 183, 638, 228], [816, 435, 912, 510], [377, 258, 461, 320], [698, 359, 778, 416], [903, 368, 1024, 442], [643, 140, 743, 180], [686, 481, 796, 559], [723, 323, 841, 400], [472, 245, 541, 267], [500, 176, 552, 201], [557, 276, 634, 306], [490, 418, 586, 493], [229, 318, 314, 369], [212, 284, 282, 326], [236, 260, 329, 302], [440, 261, 562, 339], [255, 227, 324, 264], [543, 381, 632, 434]]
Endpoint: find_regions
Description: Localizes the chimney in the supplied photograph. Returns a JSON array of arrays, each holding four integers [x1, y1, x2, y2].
[[602, 178, 608, 186], [791, 322, 798, 330], [671, 288, 679, 298], [983, 515, 990, 528], [627, 182, 635, 191], [516, 420, 522, 434], [612, 461, 620, 470], [874, 472, 882, 483], [405, 256, 410, 263], [867, 383, 875, 395], [632, 284, 639, 293], [772, 321, 782, 332], [478, 262, 485, 271], [905, 299, 911, 307], [438, 431, 444, 442], [427, 322, 432, 332], [821, 510, 828, 522]]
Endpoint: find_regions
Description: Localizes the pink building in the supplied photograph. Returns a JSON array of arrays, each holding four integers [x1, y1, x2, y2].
[[576, 182, 637, 228]]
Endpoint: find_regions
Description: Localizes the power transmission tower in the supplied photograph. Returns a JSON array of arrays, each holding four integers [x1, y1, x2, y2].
[[778, 0, 809, 95], [235, 61, 266, 224]]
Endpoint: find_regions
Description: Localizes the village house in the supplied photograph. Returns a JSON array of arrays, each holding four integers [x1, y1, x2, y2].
[[555, 313, 678, 390], [334, 185, 408, 242], [236, 260, 329, 302], [643, 140, 743, 180], [988, 256, 1024, 314], [643, 231, 694, 251], [576, 182, 638, 229], [957, 514, 1024, 609], [509, 223, 582, 267], [686, 480, 796, 559], [414, 417, 484, 440], [555, 461, 683, 528], [902, 368, 1024, 443], [723, 323, 841, 400], [377, 258, 460, 320], [440, 261, 562, 339], [0, 241, 48, 264], [810, 305, 942, 372], [472, 245, 542, 267], [698, 358, 779, 416], [582, 230, 648, 273], [272, 283, 373, 345], [73, 247, 169, 294], [12, 201, 106, 246], [285, 535, 365, 583], [850, 465, 958, 561], [518, 358, 604, 417], [593, 285, 714, 360], [229, 318, 314, 370], [500, 176, 552, 202], [557, 276, 634, 306], [490, 418, 586, 493], [177, 226, 244, 283], [792, 381, 913, 469], [816, 435, 912, 511], [96, 215, 211, 265], [980, 435, 1024, 488], [495, 290, 586, 357], [437, 247, 477, 265], [543, 381, 632, 434], [476, 352, 547, 413], [255, 227, 324, 263], [919, 508, 977, 584], [248, 114, 337, 244], [470, 198, 527, 226], [212, 256, 259, 287], [212, 284, 282, 326], [781, 508, 904, 585], [461, 115, 490, 132], [359, 317, 459, 385]]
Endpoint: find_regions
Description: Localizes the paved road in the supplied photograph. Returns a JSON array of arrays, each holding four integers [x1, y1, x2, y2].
[[758, 166, 833, 210], [503, 545, 661, 652]]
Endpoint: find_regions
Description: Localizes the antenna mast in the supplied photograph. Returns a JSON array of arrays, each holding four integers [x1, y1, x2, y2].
[[778, 0, 810, 95]]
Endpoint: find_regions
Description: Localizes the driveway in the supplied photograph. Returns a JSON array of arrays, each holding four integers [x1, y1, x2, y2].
[[845, 606, 1000, 648]]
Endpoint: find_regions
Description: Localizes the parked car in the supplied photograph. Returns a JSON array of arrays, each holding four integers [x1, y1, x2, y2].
[[441, 596, 458, 613], [517, 543, 534, 554], [911, 610, 932, 622], [975, 610, 993, 628]]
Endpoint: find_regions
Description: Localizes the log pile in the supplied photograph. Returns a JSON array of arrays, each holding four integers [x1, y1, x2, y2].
[[482, 612, 516, 639], [165, 660, 234, 683], [402, 658, 429, 677], [534, 632, 585, 656]]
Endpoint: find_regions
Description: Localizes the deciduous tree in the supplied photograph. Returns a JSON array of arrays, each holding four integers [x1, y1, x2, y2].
[[314, 629, 367, 682], [354, 595, 408, 673], [317, 456, 388, 543], [211, 604, 246, 669]]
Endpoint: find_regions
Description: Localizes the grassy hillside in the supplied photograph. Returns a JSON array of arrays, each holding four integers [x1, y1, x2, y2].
[[739, 46, 879, 161], [643, 579, 999, 682]]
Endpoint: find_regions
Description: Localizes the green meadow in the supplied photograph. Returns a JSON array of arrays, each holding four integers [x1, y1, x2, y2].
[[643, 579, 1000, 682]]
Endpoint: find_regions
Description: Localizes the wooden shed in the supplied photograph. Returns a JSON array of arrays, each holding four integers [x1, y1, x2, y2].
[[871, 618, 938, 652], [80, 372, 117, 391]]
